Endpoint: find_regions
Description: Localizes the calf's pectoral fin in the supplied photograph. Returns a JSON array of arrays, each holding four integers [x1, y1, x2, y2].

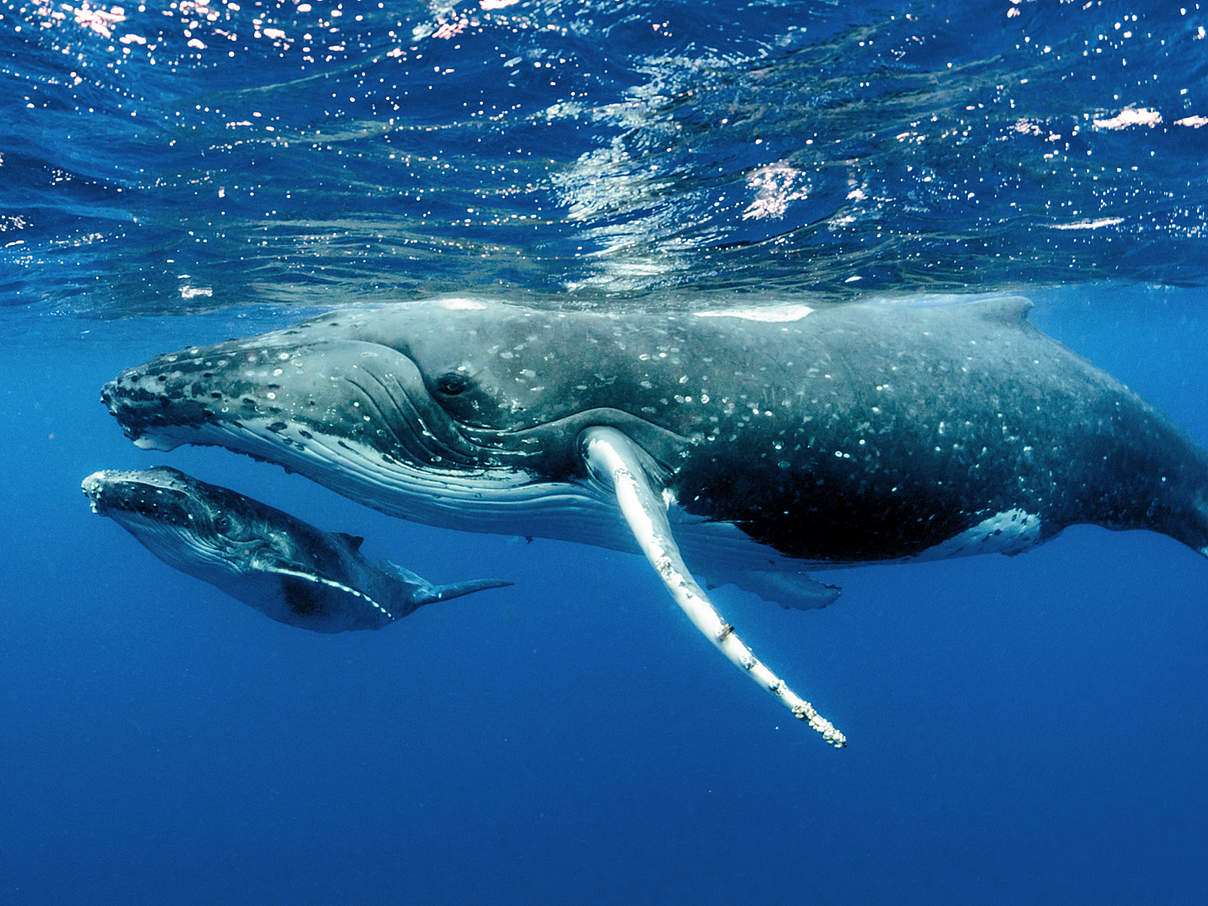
[[579, 426, 846, 748]]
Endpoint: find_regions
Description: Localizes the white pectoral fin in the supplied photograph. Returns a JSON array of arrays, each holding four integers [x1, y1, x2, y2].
[[580, 426, 846, 748]]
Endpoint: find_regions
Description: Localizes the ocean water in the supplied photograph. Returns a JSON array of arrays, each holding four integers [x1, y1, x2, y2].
[[3, 1, 1208, 903]]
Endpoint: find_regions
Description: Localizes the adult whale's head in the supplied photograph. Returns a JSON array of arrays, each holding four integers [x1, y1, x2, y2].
[[100, 298, 687, 535]]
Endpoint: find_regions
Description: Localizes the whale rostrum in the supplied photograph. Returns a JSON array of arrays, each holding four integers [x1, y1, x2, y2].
[[101, 296, 1208, 745]]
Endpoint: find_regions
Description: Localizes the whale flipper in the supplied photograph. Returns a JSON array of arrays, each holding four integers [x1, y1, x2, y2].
[[101, 295, 1208, 742], [581, 425, 846, 747], [735, 571, 842, 611]]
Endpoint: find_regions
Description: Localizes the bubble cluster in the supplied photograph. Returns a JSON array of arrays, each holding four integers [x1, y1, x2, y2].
[[1, 0, 1205, 313]]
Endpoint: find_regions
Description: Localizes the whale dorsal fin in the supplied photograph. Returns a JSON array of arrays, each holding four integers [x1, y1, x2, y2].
[[965, 295, 1033, 326], [337, 532, 364, 551]]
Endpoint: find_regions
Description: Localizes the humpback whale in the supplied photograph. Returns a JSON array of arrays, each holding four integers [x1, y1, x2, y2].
[[82, 466, 511, 633], [101, 296, 1208, 744]]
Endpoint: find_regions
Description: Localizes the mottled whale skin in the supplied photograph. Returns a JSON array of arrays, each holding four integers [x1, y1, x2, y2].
[[100, 296, 1208, 743], [82, 466, 511, 633], [102, 296, 1208, 568]]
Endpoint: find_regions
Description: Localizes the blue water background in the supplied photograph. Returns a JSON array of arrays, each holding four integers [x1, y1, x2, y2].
[[3, 1, 1208, 903]]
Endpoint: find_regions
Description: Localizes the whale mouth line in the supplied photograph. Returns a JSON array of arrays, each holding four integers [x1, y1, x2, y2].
[[120, 403, 651, 544]]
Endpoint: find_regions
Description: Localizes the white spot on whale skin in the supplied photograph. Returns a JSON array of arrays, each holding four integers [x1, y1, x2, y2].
[[919, 508, 1043, 560], [436, 297, 488, 311], [694, 304, 814, 323]]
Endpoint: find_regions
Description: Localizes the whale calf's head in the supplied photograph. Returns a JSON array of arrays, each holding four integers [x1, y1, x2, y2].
[[82, 466, 286, 577], [101, 298, 685, 529]]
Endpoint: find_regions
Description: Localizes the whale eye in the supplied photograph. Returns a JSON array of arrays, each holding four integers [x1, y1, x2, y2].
[[214, 514, 232, 534], [435, 371, 472, 396]]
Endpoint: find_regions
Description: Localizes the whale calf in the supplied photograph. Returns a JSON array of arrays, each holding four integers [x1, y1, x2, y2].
[[102, 296, 1208, 744], [82, 466, 511, 633]]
